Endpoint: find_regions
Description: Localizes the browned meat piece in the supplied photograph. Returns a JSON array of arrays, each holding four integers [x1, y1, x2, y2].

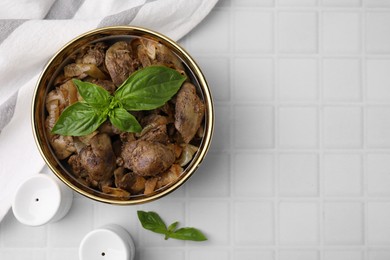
[[51, 135, 75, 159], [90, 79, 116, 94], [68, 154, 84, 178], [138, 114, 169, 143], [174, 83, 205, 143], [64, 63, 106, 80], [114, 167, 136, 191], [44, 81, 79, 159], [139, 125, 168, 143], [156, 164, 183, 189], [114, 166, 146, 194], [154, 43, 184, 71], [98, 121, 121, 136], [76, 42, 107, 66], [45, 124, 76, 160], [79, 133, 116, 186], [105, 41, 139, 86], [144, 177, 158, 195], [45, 80, 78, 127], [130, 175, 146, 193], [131, 38, 184, 71], [131, 38, 153, 68], [121, 140, 175, 177], [140, 114, 169, 126], [102, 186, 130, 199]]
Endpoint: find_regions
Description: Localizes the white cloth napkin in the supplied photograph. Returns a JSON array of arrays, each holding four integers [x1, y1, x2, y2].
[[0, 0, 218, 222]]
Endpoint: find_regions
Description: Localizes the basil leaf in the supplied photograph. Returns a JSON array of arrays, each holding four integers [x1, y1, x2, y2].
[[137, 211, 208, 242], [72, 79, 111, 108], [167, 221, 179, 233], [137, 211, 168, 235], [51, 102, 107, 136], [169, 227, 208, 241], [109, 107, 142, 133], [115, 66, 186, 111]]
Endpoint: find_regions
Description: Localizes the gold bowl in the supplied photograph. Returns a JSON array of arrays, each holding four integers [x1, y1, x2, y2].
[[32, 26, 214, 205]]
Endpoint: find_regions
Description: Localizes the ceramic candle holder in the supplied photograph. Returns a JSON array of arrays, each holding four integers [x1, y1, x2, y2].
[[79, 224, 135, 260], [12, 173, 73, 226]]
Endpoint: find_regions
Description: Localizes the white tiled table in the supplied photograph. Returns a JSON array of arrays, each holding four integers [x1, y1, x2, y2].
[[2, 0, 390, 259]]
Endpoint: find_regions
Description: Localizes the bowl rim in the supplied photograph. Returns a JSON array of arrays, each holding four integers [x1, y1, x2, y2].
[[32, 25, 214, 205]]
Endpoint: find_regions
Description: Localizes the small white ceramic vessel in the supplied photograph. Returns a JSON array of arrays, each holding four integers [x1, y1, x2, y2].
[[12, 173, 73, 226], [79, 224, 135, 260]]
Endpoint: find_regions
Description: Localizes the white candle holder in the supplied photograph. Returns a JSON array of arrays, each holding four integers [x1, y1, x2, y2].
[[79, 224, 135, 260], [12, 173, 73, 226]]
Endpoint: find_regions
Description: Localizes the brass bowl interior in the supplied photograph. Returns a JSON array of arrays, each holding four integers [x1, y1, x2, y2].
[[32, 26, 214, 205]]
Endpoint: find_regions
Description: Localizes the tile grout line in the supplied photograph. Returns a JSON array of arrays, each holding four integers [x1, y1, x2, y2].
[[318, 4, 325, 259], [228, 4, 235, 258], [361, 5, 369, 260], [273, 3, 280, 258]]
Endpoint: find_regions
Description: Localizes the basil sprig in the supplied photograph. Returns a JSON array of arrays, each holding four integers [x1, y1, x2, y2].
[[51, 66, 186, 136], [137, 211, 207, 241]]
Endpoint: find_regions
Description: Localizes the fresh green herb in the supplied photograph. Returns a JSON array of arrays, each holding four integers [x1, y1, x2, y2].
[[51, 102, 108, 136], [51, 66, 186, 136], [115, 65, 186, 111], [137, 210, 207, 241]]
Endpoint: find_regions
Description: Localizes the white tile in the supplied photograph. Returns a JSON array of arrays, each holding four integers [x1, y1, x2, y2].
[[188, 10, 230, 53], [232, 0, 274, 6], [366, 107, 390, 148], [140, 249, 184, 260], [323, 107, 362, 148], [0, 249, 47, 260], [279, 250, 319, 260], [233, 105, 274, 149], [233, 250, 274, 260], [323, 202, 363, 245], [233, 58, 273, 101], [188, 152, 230, 198], [278, 0, 317, 6], [323, 250, 363, 260], [323, 12, 360, 53], [234, 201, 274, 245], [0, 211, 47, 247], [279, 202, 319, 245], [189, 201, 230, 245], [233, 153, 274, 197], [367, 202, 390, 245], [48, 198, 93, 247], [278, 58, 318, 101], [216, 0, 231, 7], [323, 58, 361, 101], [278, 107, 318, 148], [48, 249, 78, 260], [367, 154, 390, 196], [278, 153, 318, 196], [189, 249, 230, 260], [365, 0, 390, 7], [366, 12, 390, 53], [139, 201, 185, 247], [211, 104, 230, 151], [195, 57, 230, 101], [323, 0, 361, 6], [234, 11, 273, 53], [323, 154, 362, 196], [368, 250, 390, 260], [278, 12, 318, 53], [366, 59, 390, 101]]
